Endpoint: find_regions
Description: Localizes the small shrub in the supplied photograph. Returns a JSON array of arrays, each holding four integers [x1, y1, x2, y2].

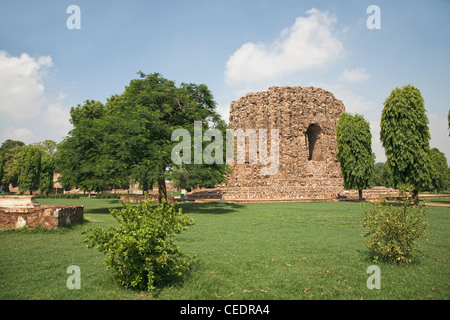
[[361, 192, 428, 264], [83, 196, 194, 291]]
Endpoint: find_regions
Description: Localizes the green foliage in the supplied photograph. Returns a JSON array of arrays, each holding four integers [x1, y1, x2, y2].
[[57, 100, 121, 193], [171, 165, 190, 191], [371, 162, 384, 186], [448, 109, 450, 135], [32, 140, 57, 156], [361, 192, 429, 264], [429, 148, 448, 193], [380, 85, 432, 197], [185, 162, 232, 189], [34, 193, 81, 199], [84, 197, 195, 291], [0, 155, 4, 187], [381, 161, 395, 188], [70, 100, 106, 126], [39, 152, 55, 196], [0, 140, 25, 190], [1, 140, 57, 195], [17, 146, 42, 195], [336, 113, 374, 198], [57, 72, 230, 201]]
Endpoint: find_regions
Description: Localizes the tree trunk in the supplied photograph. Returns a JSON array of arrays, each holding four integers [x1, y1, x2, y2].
[[142, 178, 149, 195], [358, 189, 363, 201], [412, 190, 419, 205], [158, 177, 167, 203]]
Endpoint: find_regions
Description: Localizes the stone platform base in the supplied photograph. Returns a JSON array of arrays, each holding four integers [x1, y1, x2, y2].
[[184, 186, 405, 203], [0, 196, 84, 229]]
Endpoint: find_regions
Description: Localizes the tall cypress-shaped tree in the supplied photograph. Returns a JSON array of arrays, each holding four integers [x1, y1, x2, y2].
[[39, 152, 56, 197], [17, 146, 42, 195], [430, 148, 448, 194], [380, 85, 432, 202], [336, 113, 374, 200]]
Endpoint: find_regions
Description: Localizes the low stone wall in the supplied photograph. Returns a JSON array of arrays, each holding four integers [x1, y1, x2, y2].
[[337, 187, 404, 200], [0, 205, 84, 229], [184, 186, 405, 203]]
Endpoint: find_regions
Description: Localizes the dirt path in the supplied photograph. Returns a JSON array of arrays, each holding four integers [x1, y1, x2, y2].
[[423, 202, 450, 207]]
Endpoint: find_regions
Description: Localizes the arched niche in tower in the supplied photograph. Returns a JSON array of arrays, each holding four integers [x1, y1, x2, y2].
[[306, 124, 324, 161]]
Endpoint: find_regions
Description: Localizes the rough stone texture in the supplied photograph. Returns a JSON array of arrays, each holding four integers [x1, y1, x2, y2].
[[337, 187, 404, 200], [0, 202, 84, 229], [223, 86, 346, 200], [0, 195, 41, 208]]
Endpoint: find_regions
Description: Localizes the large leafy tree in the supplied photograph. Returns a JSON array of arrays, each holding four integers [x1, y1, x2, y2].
[[58, 72, 230, 201], [380, 85, 432, 202], [336, 113, 374, 200], [107, 72, 229, 202], [57, 100, 121, 194]]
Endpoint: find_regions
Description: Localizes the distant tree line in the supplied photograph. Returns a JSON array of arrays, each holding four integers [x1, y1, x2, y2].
[[0, 139, 56, 196], [1, 80, 449, 200]]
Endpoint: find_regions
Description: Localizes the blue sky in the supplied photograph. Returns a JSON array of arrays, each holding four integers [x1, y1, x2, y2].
[[0, 0, 449, 162]]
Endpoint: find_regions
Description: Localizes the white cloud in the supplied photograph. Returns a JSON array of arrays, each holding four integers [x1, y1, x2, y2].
[[0, 50, 52, 120], [43, 103, 72, 139], [338, 67, 370, 83], [0, 127, 36, 144], [225, 8, 344, 86], [369, 120, 386, 163]]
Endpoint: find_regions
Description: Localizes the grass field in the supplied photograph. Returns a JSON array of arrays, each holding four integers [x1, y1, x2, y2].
[[0, 198, 448, 300]]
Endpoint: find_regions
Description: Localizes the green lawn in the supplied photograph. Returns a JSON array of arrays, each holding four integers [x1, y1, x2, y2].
[[0, 198, 448, 300], [423, 198, 450, 204]]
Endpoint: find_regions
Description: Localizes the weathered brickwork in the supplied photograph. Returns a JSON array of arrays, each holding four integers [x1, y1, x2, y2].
[[223, 86, 346, 200], [0, 196, 84, 229]]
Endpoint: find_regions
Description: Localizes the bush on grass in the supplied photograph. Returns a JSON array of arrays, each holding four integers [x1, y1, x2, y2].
[[83, 196, 194, 291], [361, 192, 429, 264]]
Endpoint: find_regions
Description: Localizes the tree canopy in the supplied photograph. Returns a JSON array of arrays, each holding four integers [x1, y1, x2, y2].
[[17, 145, 42, 195], [57, 72, 231, 201], [430, 148, 448, 193], [0, 140, 25, 192], [336, 112, 374, 200], [380, 85, 432, 200]]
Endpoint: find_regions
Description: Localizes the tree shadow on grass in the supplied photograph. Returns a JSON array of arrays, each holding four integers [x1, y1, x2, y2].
[[84, 200, 124, 215], [356, 248, 425, 267], [176, 202, 245, 215], [151, 258, 202, 298]]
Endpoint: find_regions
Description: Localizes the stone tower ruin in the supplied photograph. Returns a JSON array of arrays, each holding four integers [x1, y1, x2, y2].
[[223, 86, 345, 201]]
